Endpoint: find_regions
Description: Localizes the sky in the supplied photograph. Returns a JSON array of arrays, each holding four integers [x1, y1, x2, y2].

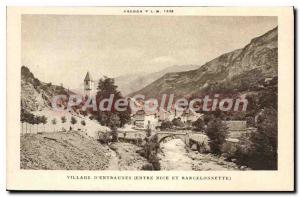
[[22, 15, 277, 90]]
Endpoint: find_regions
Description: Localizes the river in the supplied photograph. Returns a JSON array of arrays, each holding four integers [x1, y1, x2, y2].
[[158, 139, 241, 171], [158, 139, 193, 170], [106, 139, 241, 171]]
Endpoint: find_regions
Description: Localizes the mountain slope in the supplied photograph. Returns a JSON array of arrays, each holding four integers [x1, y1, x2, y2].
[[130, 27, 278, 99], [21, 66, 71, 111], [115, 64, 200, 96], [21, 131, 111, 170]]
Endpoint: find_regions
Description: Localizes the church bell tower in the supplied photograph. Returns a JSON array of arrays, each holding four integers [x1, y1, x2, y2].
[[84, 72, 94, 96]]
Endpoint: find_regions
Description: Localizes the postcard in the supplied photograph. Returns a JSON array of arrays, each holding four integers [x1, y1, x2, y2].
[[6, 6, 294, 191]]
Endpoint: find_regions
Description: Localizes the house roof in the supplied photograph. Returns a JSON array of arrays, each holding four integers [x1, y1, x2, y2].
[[84, 72, 92, 81]]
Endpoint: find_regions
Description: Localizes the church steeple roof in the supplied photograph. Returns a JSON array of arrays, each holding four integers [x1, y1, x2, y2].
[[84, 72, 92, 81]]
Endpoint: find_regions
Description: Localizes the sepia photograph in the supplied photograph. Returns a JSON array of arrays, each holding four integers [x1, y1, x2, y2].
[[20, 14, 278, 171], [6, 6, 294, 191]]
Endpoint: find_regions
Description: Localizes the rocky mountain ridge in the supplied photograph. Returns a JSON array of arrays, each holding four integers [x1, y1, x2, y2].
[[130, 27, 278, 98], [21, 66, 71, 111]]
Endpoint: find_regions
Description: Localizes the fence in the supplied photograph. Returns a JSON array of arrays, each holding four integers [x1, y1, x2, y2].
[[21, 122, 46, 134], [20, 122, 71, 134]]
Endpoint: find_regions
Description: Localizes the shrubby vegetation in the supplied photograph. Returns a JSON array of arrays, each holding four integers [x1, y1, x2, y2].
[[98, 131, 112, 144], [233, 80, 278, 170], [233, 107, 277, 170], [139, 135, 160, 170], [61, 116, 66, 123], [206, 118, 228, 154], [192, 118, 205, 131], [93, 77, 131, 128], [51, 118, 57, 131], [172, 118, 184, 128], [71, 116, 77, 125], [160, 120, 173, 130], [196, 75, 278, 170], [21, 109, 48, 133]]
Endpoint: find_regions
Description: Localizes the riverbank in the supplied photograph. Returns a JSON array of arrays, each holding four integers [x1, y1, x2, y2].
[[108, 142, 150, 170], [21, 131, 243, 171], [188, 150, 240, 171], [158, 139, 241, 171]]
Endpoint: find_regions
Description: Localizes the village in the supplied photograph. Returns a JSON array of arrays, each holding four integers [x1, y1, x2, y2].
[[20, 71, 258, 171], [19, 19, 280, 170]]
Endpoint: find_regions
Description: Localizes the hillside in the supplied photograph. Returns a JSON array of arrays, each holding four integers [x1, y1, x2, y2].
[[130, 27, 278, 99], [21, 66, 71, 111], [20, 131, 111, 170], [115, 64, 200, 96], [21, 66, 110, 138]]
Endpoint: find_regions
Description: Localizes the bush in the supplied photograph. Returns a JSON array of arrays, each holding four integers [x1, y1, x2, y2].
[[172, 118, 184, 128], [221, 141, 238, 157], [140, 134, 160, 170], [71, 116, 77, 125], [233, 107, 277, 170], [160, 120, 173, 130], [145, 127, 151, 137], [206, 118, 228, 154], [51, 118, 57, 125], [192, 118, 205, 131], [98, 131, 112, 144], [61, 116, 66, 123], [148, 152, 160, 170], [111, 125, 118, 142], [141, 164, 154, 170]]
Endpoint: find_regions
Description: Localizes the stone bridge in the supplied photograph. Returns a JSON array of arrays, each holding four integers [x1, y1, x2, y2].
[[156, 131, 210, 153], [156, 131, 191, 145], [118, 130, 208, 152]]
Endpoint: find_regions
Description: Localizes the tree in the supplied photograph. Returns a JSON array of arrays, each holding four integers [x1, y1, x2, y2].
[[20, 109, 32, 133], [141, 134, 160, 170], [40, 116, 47, 132], [160, 120, 173, 130], [203, 113, 214, 125], [146, 121, 151, 137], [51, 118, 57, 132], [61, 116, 66, 123], [34, 116, 42, 133], [20, 109, 48, 134], [172, 118, 184, 128], [258, 83, 277, 110], [236, 107, 278, 170], [111, 126, 118, 142], [71, 116, 77, 125], [255, 107, 277, 152], [117, 110, 131, 127], [192, 118, 205, 131], [95, 77, 131, 127], [81, 120, 86, 126], [206, 118, 228, 154], [27, 112, 35, 133], [109, 114, 120, 142]]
